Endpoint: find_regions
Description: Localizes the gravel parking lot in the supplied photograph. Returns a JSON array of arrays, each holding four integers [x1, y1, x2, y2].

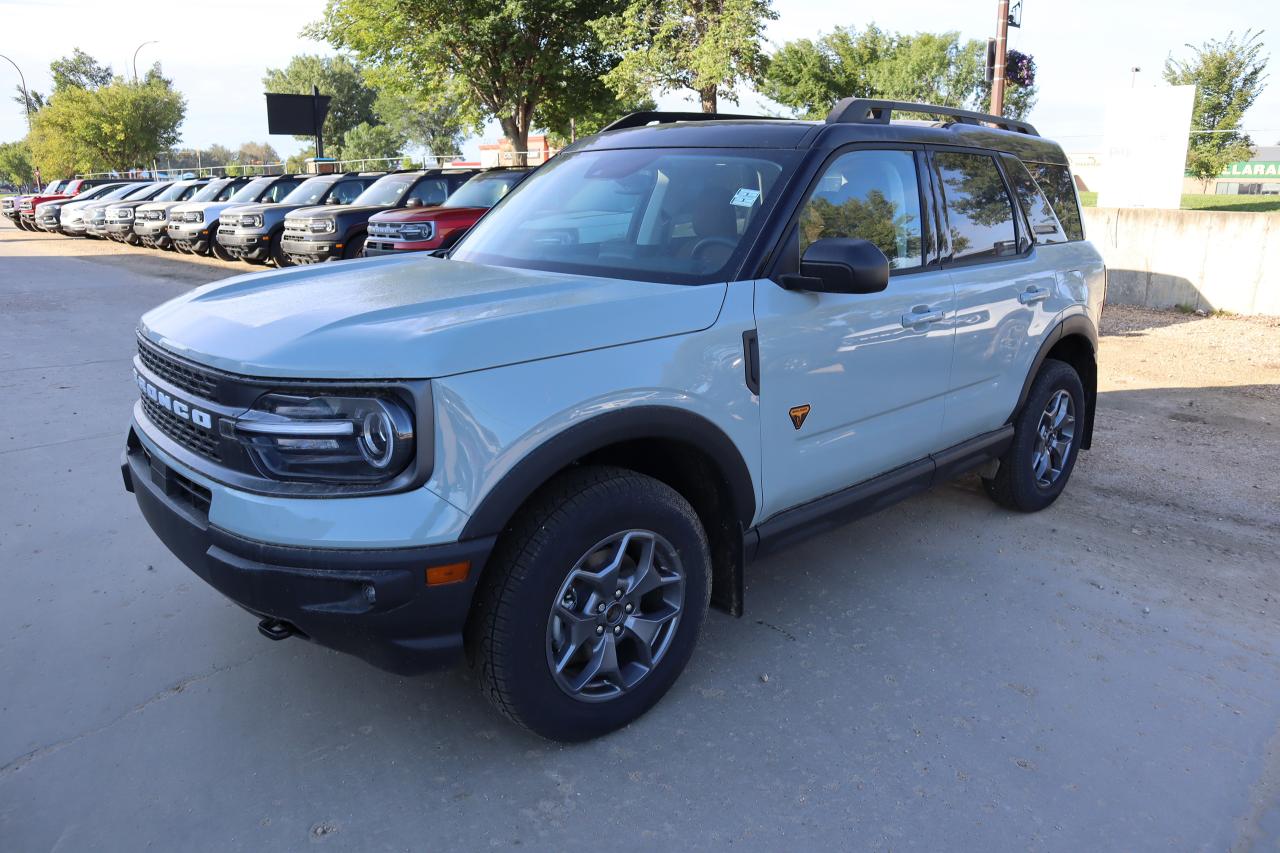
[[2, 222, 1278, 851]]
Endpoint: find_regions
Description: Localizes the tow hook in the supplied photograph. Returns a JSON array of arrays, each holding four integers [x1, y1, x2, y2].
[[257, 618, 297, 641]]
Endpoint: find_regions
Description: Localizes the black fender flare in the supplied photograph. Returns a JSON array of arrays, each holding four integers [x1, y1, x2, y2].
[[458, 406, 757, 542], [1012, 313, 1099, 447]]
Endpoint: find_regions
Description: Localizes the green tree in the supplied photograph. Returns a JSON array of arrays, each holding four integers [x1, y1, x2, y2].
[[51, 48, 113, 92], [540, 90, 657, 148], [337, 121, 406, 163], [237, 141, 279, 165], [592, 0, 776, 113], [29, 73, 186, 174], [762, 25, 1036, 121], [0, 139, 34, 186], [308, 0, 624, 164], [370, 84, 470, 163], [262, 55, 379, 150], [1164, 30, 1269, 181]]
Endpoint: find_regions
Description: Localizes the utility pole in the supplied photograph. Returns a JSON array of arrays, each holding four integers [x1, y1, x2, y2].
[[990, 0, 1010, 117], [133, 41, 158, 82], [0, 53, 33, 131]]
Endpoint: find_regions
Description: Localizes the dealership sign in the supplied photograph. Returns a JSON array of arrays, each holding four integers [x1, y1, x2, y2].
[[1216, 161, 1280, 178]]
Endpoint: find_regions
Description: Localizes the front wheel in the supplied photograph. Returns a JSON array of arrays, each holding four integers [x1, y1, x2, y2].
[[210, 229, 236, 262], [341, 233, 366, 260], [467, 466, 711, 741], [984, 358, 1085, 512]]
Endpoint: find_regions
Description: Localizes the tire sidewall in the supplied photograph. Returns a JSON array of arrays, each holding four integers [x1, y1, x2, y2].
[[493, 483, 710, 741], [1009, 361, 1085, 509]]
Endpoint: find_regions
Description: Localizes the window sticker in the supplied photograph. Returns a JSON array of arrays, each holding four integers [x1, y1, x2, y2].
[[730, 188, 761, 207]]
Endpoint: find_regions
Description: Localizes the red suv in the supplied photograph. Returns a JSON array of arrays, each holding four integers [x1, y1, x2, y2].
[[363, 168, 528, 256]]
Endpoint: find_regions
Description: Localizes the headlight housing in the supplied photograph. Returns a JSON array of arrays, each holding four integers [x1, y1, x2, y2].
[[234, 393, 414, 483], [244, 213, 263, 228], [114, 208, 134, 220], [399, 223, 434, 241], [187, 211, 204, 223], [311, 218, 335, 234]]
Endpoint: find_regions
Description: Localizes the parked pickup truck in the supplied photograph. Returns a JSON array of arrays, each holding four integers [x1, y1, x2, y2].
[[19, 178, 117, 230], [11, 180, 68, 230], [216, 172, 385, 266], [123, 100, 1101, 741], [167, 173, 306, 259], [279, 168, 479, 263], [135, 177, 248, 250], [364, 168, 528, 257]]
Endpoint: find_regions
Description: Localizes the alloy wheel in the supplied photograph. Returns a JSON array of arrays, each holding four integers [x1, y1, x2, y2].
[[1032, 389, 1075, 488]]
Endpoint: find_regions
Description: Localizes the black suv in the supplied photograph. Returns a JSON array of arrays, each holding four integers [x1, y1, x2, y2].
[[279, 168, 479, 263]]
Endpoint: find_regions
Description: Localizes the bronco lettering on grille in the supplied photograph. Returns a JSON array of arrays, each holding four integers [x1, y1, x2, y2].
[[134, 369, 213, 429]]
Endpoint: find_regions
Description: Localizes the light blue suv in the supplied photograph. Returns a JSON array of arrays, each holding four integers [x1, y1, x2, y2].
[[123, 100, 1104, 740]]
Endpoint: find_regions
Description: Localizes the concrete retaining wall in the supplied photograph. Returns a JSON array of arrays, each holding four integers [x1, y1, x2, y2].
[[1082, 207, 1280, 315]]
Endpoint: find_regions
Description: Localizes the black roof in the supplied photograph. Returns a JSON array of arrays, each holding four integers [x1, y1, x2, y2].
[[572, 100, 1069, 166]]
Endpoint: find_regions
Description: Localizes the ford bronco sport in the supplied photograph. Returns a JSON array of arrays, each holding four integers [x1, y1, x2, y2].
[[123, 100, 1102, 741], [167, 174, 306, 259], [364, 168, 529, 256]]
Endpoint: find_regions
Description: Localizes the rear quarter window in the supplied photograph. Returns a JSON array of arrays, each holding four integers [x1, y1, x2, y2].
[[1023, 162, 1084, 242]]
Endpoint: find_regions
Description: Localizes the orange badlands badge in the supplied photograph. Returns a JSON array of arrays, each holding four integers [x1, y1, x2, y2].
[[789, 404, 811, 430]]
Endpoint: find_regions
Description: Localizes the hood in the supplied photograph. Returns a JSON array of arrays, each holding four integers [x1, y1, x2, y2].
[[289, 203, 389, 221], [371, 205, 484, 224], [137, 200, 186, 213], [140, 255, 727, 380]]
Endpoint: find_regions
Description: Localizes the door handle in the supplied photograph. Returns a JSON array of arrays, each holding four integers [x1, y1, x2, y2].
[[1018, 285, 1051, 305], [901, 306, 944, 328]]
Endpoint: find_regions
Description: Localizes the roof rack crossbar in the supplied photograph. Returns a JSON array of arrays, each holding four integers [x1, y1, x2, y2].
[[825, 99, 1039, 136], [602, 110, 790, 133]]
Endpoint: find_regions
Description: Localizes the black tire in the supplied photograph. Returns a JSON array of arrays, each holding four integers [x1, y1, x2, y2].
[[210, 226, 235, 261], [269, 230, 290, 267], [342, 233, 366, 260], [984, 358, 1085, 512], [467, 466, 712, 741]]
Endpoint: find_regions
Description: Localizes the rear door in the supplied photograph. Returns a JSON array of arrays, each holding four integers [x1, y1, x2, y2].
[[754, 146, 956, 518], [931, 148, 1061, 447]]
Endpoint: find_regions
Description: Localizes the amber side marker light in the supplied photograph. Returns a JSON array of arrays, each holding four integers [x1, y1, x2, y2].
[[426, 561, 470, 586]]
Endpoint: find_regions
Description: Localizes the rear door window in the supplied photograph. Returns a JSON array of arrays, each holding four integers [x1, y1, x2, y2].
[[1023, 162, 1084, 241], [328, 181, 364, 204], [934, 151, 1019, 264]]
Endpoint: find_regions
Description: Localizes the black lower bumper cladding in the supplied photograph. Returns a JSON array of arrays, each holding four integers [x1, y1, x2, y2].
[[123, 432, 494, 675]]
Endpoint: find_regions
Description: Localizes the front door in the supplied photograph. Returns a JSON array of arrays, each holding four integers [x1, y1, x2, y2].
[[754, 147, 956, 520]]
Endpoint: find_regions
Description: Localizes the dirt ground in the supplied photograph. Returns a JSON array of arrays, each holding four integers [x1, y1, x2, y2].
[[3, 223, 1279, 850]]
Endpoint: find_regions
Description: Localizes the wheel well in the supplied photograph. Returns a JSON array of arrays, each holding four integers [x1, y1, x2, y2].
[[1045, 333, 1097, 449]]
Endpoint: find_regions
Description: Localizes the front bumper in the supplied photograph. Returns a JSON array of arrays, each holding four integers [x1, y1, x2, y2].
[[37, 214, 60, 230], [122, 429, 492, 675], [364, 238, 439, 256], [281, 232, 343, 263], [135, 221, 172, 248], [105, 221, 136, 239], [169, 223, 211, 253], [218, 227, 272, 261]]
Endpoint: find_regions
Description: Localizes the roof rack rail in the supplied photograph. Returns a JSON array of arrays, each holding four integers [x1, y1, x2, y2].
[[825, 99, 1039, 136], [602, 110, 788, 133]]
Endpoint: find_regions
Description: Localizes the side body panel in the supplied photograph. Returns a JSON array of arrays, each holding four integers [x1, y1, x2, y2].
[[428, 280, 764, 525]]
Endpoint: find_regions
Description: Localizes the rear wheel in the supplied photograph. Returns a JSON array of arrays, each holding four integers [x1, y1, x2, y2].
[[468, 466, 711, 741], [984, 358, 1085, 512]]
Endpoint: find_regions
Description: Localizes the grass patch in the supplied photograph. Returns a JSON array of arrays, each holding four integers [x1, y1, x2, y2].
[[1080, 191, 1280, 212]]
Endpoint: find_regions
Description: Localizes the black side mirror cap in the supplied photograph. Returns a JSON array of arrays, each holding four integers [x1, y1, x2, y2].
[[779, 237, 890, 294]]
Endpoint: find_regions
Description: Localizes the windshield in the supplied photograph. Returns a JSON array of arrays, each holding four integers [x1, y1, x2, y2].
[[44, 180, 66, 194], [101, 183, 143, 200], [191, 180, 234, 202], [230, 177, 274, 202], [445, 172, 525, 209], [125, 184, 162, 200], [279, 177, 333, 206], [352, 174, 417, 207], [451, 149, 794, 284], [154, 182, 196, 202], [72, 184, 116, 201]]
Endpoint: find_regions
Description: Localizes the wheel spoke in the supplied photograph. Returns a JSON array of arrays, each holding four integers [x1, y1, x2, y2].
[[570, 634, 621, 692], [625, 608, 677, 649], [554, 602, 598, 647]]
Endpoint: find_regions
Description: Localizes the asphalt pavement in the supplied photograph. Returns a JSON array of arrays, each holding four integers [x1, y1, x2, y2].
[[2, 223, 1278, 851]]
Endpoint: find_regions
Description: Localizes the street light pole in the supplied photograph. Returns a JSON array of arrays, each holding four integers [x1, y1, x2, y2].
[[132, 40, 158, 81], [990, 0, 1010, 116], [0, 52, 33, 131]]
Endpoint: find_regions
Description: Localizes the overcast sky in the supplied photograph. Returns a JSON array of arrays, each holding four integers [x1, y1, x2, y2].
[[2, 0, 1278, 162]]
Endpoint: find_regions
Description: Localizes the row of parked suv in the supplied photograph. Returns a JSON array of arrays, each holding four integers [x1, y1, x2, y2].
[[3, 167, 529, 266]]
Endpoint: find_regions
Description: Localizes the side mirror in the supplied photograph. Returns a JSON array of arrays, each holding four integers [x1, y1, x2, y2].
[[405, 198, 424, 209], [779, 237, 889, 294], [324, 196, 341, 205]]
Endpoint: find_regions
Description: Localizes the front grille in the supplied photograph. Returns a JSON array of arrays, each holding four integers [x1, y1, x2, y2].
[[141, 396, 221, 461], [137, 338, 218, 399], [368, 222, 400, 239]]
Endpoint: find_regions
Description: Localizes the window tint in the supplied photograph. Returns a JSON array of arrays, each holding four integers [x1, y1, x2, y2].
[[935, 151, 1019, 263], [407, 177, 451, 207], [328, 181, 365, 205], [264, 179, 299, 202], [797, 149, 923, 270], [1023, 162, 1083, 241], [1000, 155, 1066, 245], [451, 148, 792, 284]]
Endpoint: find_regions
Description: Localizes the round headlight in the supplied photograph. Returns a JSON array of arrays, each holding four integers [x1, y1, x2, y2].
[[360, 408, 395, 468]]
